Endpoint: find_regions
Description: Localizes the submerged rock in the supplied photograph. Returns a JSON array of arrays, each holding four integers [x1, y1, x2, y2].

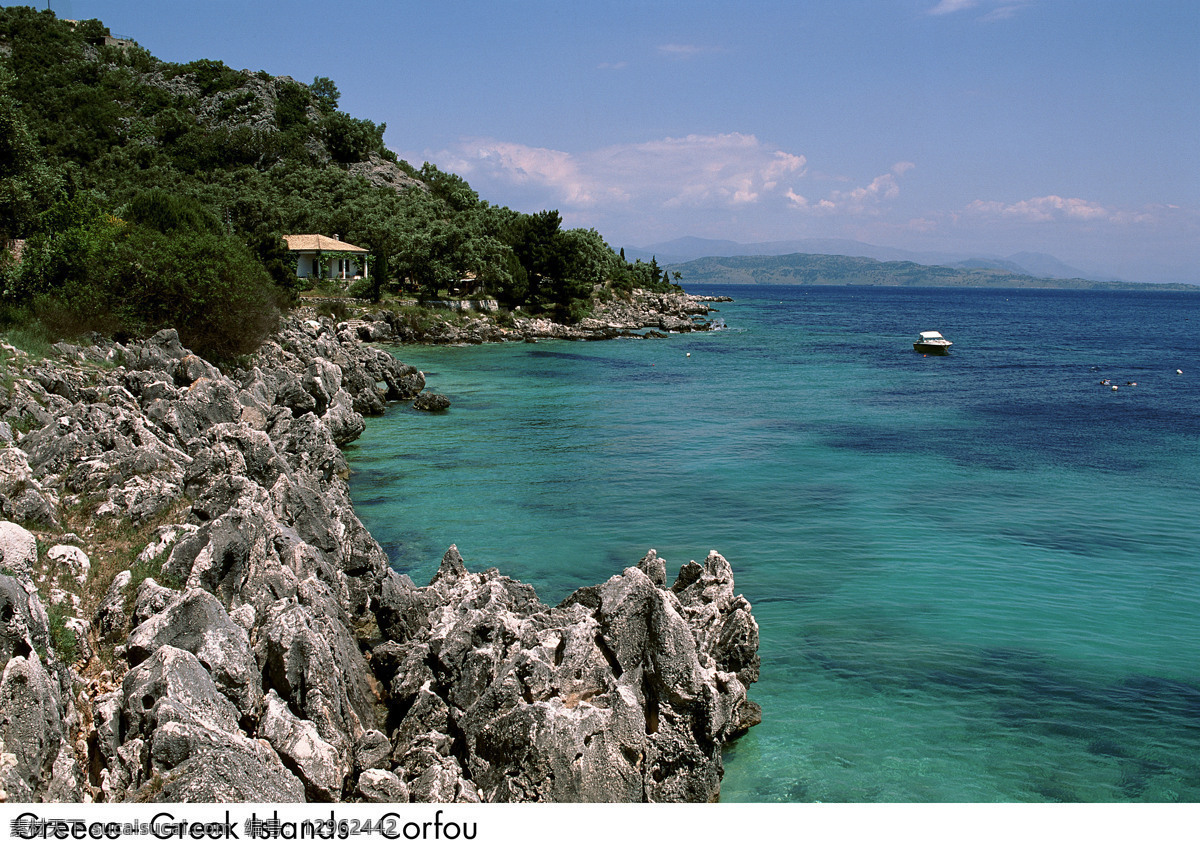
[[412, 391, 450, 412]]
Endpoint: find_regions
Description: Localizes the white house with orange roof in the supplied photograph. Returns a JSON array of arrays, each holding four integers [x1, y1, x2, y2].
[[283, 234, 369, 282]]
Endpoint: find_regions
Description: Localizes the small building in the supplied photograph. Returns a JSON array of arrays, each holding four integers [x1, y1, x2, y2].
[[63, 20, 139, 49], [283, 234, 369, 282]]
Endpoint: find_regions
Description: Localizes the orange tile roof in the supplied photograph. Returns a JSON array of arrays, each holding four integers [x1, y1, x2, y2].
[[283, 234, 368, 253]]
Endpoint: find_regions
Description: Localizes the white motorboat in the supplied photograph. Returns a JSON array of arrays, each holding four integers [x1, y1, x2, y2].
[[913, 331, 952, 354]]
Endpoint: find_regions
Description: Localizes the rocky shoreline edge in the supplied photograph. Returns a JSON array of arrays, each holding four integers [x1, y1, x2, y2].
[[0, 289, 760, 803], [304, 287, 733, 346]]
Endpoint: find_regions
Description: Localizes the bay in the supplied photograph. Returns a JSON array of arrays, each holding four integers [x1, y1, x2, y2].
[[345, 284, 1200, 802]]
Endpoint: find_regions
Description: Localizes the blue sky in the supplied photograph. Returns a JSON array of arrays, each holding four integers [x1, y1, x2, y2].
[[37, 1, 1200, 282]]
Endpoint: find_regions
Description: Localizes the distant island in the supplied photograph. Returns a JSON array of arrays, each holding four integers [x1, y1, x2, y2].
[[666, 253, 1198, 292]]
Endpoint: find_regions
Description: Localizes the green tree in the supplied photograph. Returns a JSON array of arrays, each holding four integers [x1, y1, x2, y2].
[[0, 62, 59, 242], [3, 189, 115, 304], [509, 209, 566, 308], [275, 80, 310, 130], [321, 111, 386, 165], [125, 187, 220, 235], [418, 162, 481, 212], [560, 228, 615, 289], [343, 185, 410, 301], [310, 76, 340, 113], [7, 187, 282, 361]]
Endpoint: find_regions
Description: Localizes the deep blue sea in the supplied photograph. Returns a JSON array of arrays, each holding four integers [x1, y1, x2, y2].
[[344, 284, 1200, 803]]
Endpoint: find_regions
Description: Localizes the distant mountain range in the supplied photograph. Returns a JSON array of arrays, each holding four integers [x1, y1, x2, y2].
[[659, 252, 1197, 292], [626, 237, 1102, 281]]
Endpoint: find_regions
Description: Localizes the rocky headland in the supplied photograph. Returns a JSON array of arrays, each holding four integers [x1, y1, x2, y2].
[[0, 291, 759, 803], [311, 287, 732, 345]]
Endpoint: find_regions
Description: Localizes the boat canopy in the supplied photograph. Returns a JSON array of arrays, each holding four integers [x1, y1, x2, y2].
[[917, 331, 945, 340]]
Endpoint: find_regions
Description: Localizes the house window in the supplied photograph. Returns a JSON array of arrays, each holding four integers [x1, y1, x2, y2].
[[312, 258, 320, 278]]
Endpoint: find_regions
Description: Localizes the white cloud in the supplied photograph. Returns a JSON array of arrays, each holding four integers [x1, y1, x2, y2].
[[927, 0, 978, 15], [419, 134, 927, 247], [927, 0, 1032, 20], [905, 217, 939, 233], [961, 195, 1194, 231], [966, 195, 1113, 222], [812, 163, 914, 214], [436, 140, 609, 205], [430, 133, 807, 213]]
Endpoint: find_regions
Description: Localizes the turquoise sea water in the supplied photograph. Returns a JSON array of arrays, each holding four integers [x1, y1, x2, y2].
[[344, 285, 1200, 803]]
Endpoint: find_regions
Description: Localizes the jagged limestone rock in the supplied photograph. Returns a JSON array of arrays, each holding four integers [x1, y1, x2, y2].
[[0, 520, 38, 579], [92, 571, 131, 641], [0, 652, 66, 802], [356, 768, 410, 803], [0, 572, 51, 668], [121, 645, 241, 744], [373, 545, 759, 803], [412, 392, 451, 412], [126, 589, 262, 721], [0, 448, 59, 527], [130, 579, 180, 630], [0, 315, 759, 804], [136, 737, 305, 804], [259, 690, 346, 802], [46, 544, 90, 587]]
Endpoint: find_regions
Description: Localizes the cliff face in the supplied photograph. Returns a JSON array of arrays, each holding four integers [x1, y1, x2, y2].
[[0, 320, 759, 803]]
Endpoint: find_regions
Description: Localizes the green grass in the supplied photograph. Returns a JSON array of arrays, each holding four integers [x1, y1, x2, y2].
[[53, 497, 193, 675], [0, 310, 56, 360], [46, 600, 79, 667], [5, 411, 41, 437], [125, 547, 183, 606]]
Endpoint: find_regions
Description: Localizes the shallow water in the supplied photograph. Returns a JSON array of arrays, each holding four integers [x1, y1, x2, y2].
[[345, 284, 1200, 802]]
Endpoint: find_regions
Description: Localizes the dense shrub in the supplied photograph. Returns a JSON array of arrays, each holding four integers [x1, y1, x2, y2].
[[321, 111, 386, 165], [125, 187, 220, 234], [274, 80, 310, 130], [8, 190, 282, 362], [167, 58, 246, 96]]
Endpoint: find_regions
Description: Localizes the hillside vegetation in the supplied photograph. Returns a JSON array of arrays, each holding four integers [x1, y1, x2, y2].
[[0, 8, 678, 360], [667, 253, 1196, 291]]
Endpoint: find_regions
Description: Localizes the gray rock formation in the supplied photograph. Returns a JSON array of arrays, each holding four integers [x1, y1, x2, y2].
[[332, 288, 715, 345], [0, 448, 59, 528], [0, 652, 69, 802], [0, 565, 81, 803], [126, 588, 262, 721], [0, 571, 50, 667], [259, 690, 346, 802], [0, 519, 38, 578], [111, 646, 303, 803], [412, 392, 451, 412], [371, 545, 759, 802], [0, 311, 759, 803]]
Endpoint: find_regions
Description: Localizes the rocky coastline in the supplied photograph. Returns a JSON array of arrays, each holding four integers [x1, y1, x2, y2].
[[308, 287, 732, 345], [0, 289, 759, 804]]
